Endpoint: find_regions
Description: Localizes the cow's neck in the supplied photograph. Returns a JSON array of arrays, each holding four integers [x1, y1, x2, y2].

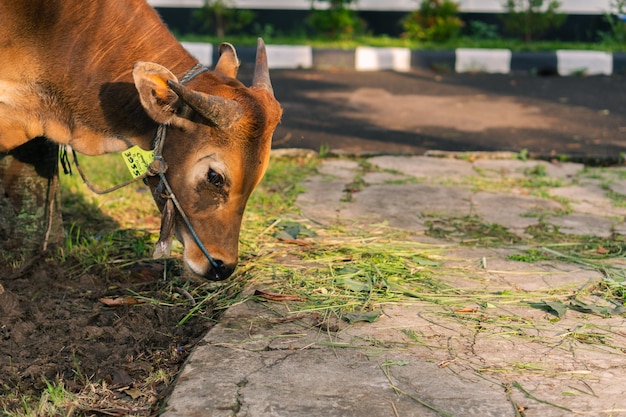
[[44, 0, 197, 154]]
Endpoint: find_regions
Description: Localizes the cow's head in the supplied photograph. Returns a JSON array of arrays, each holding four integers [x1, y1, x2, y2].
[[132, 39, 281, 280]]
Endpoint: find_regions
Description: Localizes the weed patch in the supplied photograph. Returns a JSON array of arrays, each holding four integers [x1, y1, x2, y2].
[[425, 216, 521, 246]]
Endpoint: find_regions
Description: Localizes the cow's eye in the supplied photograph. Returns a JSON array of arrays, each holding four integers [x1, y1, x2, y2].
[[207, 169, 225, 188]]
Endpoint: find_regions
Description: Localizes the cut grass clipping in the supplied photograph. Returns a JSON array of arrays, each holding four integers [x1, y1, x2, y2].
[[241, 155, 451, 321], [246, 225, 448, 318], [507, 226, 626, 316]]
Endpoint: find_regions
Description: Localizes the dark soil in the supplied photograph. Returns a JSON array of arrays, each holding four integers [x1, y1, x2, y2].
[[0, 257, 217, 416]]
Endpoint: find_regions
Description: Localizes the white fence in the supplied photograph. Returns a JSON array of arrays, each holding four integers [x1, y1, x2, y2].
[[148, 0, 613, 15]]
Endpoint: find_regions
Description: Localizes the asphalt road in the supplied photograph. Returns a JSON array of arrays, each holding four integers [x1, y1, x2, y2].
[[265, 69, 626, 164]]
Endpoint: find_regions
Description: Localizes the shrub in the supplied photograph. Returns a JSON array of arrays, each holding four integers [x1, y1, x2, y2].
[[401, 0, 464, 42], [193, 0, 254, 37], [600, 0, 626, 43], [467, 20, 500, 40], [308, 0, 364, 39], [501, 0, 566, 43]]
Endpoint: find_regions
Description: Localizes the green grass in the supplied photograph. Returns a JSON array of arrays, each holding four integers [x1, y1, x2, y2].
[[60, 152, 159, 234], [56, 152, 162, 277], [250, 233, 448, 314], [179, 33, 626, 52], [4, 379, 76, 417]]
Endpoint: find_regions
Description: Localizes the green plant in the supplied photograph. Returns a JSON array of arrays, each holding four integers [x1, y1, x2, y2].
[[193, 0, 254, 37], [308, 0, 364, 39], [516, 148, 529, 161], [600, 0, 626, 43], [401, 0, 464, 42], [508, 249, 553, 262], [319, 143, 331, 158], [502, 0, 566, 43], [252, 23, 277, 40], [468, 20, 500, 39]]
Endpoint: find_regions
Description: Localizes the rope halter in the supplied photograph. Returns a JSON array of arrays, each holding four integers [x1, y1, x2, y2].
[[148, 63, 222, 274]]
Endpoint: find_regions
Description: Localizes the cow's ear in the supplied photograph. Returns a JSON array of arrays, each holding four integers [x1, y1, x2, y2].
[[132, 62, 181, 124], [214, 43, 239, 78]]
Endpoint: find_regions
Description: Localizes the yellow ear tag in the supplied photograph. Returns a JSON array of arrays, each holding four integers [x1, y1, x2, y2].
[[122, 146, 155, 178]]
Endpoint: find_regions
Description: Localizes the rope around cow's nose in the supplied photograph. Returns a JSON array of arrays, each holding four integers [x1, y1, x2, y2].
[[149, 124, 222, 275], [147, 64, 222, 276]]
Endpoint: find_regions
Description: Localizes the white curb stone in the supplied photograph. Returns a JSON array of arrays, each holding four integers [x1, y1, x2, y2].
[[455, 48, 512, 73], [355, 46, 411, 72], [181, 42, 213, 66], [179, 41, 617, 76], [556, 50, 613, 76], [266, 45, 313, 69]]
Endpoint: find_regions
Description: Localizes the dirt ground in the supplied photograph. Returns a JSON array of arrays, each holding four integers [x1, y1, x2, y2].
[[0, 257, 216, 416]]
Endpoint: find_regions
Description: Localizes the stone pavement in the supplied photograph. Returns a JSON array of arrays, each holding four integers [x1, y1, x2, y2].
[[163, 153, 626, 417]]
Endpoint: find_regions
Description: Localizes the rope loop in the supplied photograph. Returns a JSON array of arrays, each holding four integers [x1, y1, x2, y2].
[[147, 157, 168, 176]]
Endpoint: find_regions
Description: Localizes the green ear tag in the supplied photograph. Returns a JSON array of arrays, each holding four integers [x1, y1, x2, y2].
[[122, 146, 155, 178]]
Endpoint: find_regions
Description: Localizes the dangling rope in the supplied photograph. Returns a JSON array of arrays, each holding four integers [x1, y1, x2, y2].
[[146, 131, 220, 272], [70, 147, 150, 195]]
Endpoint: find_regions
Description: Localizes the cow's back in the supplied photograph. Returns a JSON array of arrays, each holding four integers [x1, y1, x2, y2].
[[0, 0, 192, 153]]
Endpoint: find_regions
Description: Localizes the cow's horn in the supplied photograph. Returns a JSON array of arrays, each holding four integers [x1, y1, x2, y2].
[[167, 80, 243, 127], [252, 37, 273, 96]]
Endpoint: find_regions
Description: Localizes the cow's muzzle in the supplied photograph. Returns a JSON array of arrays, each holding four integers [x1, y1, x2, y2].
[[184, 255, 236, 281], [203, 260, 236, 281]]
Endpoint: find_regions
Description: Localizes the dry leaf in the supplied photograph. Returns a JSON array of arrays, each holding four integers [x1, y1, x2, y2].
[[276, 237, 310, 246], [254, 290, 304, 302], [124, 388, 144, 400], [99, 297, 145, 307], [454, 307, 478, 313]]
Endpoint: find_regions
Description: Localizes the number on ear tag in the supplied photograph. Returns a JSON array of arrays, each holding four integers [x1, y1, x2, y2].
[[122, 146, 155, 178]]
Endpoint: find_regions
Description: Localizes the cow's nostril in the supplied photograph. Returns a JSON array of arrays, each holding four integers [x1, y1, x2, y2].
[[205, 260, 236, 281]]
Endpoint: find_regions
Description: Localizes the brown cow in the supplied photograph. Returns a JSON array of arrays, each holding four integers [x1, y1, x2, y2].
[[0, 1, 282, 279]]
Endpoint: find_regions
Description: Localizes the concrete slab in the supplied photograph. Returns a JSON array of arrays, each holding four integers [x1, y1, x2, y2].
[[368, 156, 475, 179], [297, 159, 360, 225], [165, 155, 626, 417], [556, 50, 613, 76], [163, 300, 515, 417], [549, 184, 607, 204], [550, 184, 626, 217], [356, 46, 411, 72], [343, 184, 473, 230], [548, 213, 615, 237], [471, 191, 564, 235], [473, 159, 584, 180], [608, 180, 626, 197], [455, 48, 512, 74], [440, 247, 603, 292]]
